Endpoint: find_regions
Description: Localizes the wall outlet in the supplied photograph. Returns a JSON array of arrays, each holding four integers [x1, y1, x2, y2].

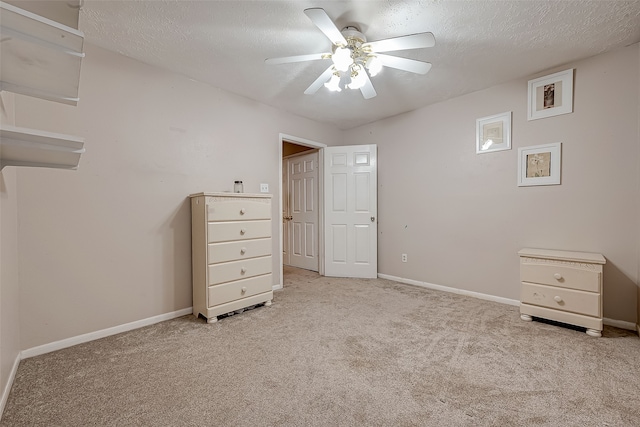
[[401, 254, 407, 263], [260, 183, 269, 193]]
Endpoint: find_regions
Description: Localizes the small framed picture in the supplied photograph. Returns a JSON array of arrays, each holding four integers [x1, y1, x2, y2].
[[527, 69, 573, 121], [476, 111, 511, 154], [517, 142, 562, 187]]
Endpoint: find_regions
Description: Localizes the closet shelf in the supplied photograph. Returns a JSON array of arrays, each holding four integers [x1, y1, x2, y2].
[[0, 1, 85, 105], [0, 124, 85, 170]]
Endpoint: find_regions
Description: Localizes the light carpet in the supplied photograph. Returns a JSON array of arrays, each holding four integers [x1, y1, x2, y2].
[[2, 266, 639, 426]]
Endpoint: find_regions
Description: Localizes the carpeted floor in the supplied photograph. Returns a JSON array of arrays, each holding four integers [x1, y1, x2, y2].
[[2, 267, 640, 426]]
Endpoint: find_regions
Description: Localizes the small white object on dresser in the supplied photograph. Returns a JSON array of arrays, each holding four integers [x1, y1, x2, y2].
[[518, 248, 606, 337], [190, 192, 273, 323]]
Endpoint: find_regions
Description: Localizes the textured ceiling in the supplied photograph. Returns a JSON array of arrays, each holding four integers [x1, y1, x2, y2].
[[79, 0, 640, 130]]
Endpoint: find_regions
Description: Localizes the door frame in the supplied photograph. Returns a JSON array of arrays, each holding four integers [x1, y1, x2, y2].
[[278, 133, 327, 289], [283, 149, 320, 272]]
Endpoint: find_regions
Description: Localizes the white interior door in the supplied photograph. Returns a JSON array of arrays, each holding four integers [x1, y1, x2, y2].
[[324, 144, 377, 278], [285, 151, 319, 271], [282, 158, 291, 266]]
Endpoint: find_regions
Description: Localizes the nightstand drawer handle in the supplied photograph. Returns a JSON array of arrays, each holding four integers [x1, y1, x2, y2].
[[241, 267, 246, 274], [240, 228, 247, 235], [240, 247, 247, 254], [553, 273, 563, 280], [240, 208, 246, 215], [553, 296, 563, 303], [241, 287, 247, 294]]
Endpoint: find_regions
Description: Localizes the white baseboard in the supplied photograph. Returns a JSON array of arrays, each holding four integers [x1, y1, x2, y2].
[[603, 318, 638, 331], [379, 273, 638, 331], [272, 284, 283, 291], [378, 273, 520, 307], [21, 307, 193, 359], [0, 353, 21, 418]]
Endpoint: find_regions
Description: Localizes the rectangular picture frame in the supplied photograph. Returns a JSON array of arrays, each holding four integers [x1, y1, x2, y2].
[[476, 111, 511, 154], [527, 69, 573, 121], [517, 142, 562, 187]]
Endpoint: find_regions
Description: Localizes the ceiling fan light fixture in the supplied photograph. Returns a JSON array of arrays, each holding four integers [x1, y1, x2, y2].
[[365, 56, 382, 77], [266, 8, 435, 99], [332, 46, 353, 72], [347, 65, 367, 90], [324, 73, 342, 92]]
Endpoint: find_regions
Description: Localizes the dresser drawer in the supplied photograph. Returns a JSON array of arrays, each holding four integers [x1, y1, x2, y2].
[[520, 262, 601, 292], [207, 199, 271, 222], [208, 274, 272, 307], [521, 282, 601, 317], [207, 220, 271, 243], [208, 238, 272, 264], [208, 255, 272, 286]]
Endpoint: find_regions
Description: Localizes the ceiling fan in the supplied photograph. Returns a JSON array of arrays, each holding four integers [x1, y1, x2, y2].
[[265, 8, 435, 99]]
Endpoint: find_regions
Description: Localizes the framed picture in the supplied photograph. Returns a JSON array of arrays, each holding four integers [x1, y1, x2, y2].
[[476, 111, 511, 154], [517, 142, 562, 186], [527, 69, 574, 121]]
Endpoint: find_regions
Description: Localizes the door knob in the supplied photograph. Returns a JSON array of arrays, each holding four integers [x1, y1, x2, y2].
[[371, 217, 375, 222]]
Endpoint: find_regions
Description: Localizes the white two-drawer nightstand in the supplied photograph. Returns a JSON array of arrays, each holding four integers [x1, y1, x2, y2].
[[518, 248, 606, 337]]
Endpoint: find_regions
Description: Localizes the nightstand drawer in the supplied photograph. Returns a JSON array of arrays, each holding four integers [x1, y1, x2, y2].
[[521, 282, 601, 317], [207, 199, 270, 221], [520, 263, 601, 292], [208, 274, 272, 306], [208, 255, 272, 286], [208, 238, 272, 264], [207, 220, 271, 243]]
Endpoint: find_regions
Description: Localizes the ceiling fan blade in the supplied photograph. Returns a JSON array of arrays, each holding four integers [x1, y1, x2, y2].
[[365, 32, 435, 53], [304, 8, 347, 46], [304, 66, 335, 95], [377, 54, 432, 74], [360, 73, 377, 99], [265, 53, 329, 65]]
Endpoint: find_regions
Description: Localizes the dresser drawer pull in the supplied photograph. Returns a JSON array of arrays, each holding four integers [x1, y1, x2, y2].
[[553, 273, 563, 280], [241, 267, 247, 274], [241, 287, 247, 294], [240, 228, 247, 235], [553, 295, 563, 303], [240, 208, 246, 215], [240, 247, 247, 254]]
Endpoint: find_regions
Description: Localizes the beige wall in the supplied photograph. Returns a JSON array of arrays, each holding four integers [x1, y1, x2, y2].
[[344, 45, 640, 323], [11, 43, 342, 350], [0, 165, 21, 406], [0, 91, 21, 407]]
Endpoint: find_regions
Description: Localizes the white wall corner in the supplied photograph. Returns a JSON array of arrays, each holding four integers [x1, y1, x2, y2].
[[21, 307, 193, 359], [379, 273, 639, 332], [0, 353, 21, 419], [377, 273, 520, 307]]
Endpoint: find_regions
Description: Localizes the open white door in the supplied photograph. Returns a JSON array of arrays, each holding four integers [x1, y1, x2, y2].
[[324, 144, 377, 278]]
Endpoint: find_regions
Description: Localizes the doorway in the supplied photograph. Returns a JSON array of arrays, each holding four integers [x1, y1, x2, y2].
[[283, 148, 320, 272], [278, 134, 327, 288], [277, 134, 379, 288]]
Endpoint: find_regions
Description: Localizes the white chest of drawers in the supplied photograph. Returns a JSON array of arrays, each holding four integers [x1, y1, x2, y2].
[[190, 192, 273, 323], [518, 248, 606, 337]]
